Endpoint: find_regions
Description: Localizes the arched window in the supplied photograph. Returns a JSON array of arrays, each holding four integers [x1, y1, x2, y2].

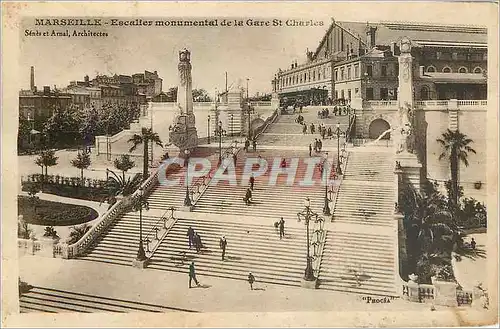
[[458, 67, 468, 73], [442, 66, 452, 73], [420, 86, 430, 100], [473, 67, 483, 74], [426, 66, 436, 73]]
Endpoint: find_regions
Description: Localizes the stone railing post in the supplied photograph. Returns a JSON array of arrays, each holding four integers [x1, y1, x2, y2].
[[407, 280, 420, 303]]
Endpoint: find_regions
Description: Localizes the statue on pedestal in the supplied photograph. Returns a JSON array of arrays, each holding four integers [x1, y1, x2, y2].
[[169, 49, 199, 152], [396, 102, 415, 154]]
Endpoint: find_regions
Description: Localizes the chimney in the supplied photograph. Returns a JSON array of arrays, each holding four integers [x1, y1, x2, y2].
[[366, 25, 377, 48], [30, 66, 35, 91]]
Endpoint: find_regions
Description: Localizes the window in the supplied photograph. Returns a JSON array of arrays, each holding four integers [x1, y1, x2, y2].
[[335, 90, 338, 99], [473, 67, 483, 74], [355, 88, 359, 95], [323, 67, 326, 79], [347, 89, 352, 100], [458, 67, 468, 73], [341, 90, 345, 99], [442, 66, 452, 73], [354, 64, 359, 78], [366, 65, 373, 77], [366, 88, 374, 100], [381, 65, 387, 77], [426, 66, 436, 73], [308, 71, 311, 82], [334, 70, 338, 81], [347, 67, 351, 79], [420, 86, 430, 100], [318, 69, 322, 80], [380, 88, 388, 100], [341, 68, 345, 80], [313, 70, 316, 81]]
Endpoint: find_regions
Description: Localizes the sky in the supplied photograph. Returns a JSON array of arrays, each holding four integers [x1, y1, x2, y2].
[[19, 17, 330, 95]]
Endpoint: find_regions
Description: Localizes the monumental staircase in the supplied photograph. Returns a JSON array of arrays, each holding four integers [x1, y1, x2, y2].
[[317, 148, 398, 296], [19, 286, 195, 313]]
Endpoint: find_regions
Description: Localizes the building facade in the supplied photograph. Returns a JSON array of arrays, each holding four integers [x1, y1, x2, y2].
[[273, 19, 488, 203]]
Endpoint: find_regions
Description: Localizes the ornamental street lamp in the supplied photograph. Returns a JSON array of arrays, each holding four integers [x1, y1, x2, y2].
[[135, 187, 149, 261], [322, 152, 331, 216], [184, 149, 192, 207], [215, 120, 227, 164], [230, 114, 234, 137], [335, 122, 346, 175], [207, 115, 211, 144], [297, 197, 318, 282]]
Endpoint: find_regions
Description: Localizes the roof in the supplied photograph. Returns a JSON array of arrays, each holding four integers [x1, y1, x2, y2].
[[422, 72, 487, 84], [315, 20, 487, 57]]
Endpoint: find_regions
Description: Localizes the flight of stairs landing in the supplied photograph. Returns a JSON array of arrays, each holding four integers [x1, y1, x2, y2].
[[318, 149, 398, 296], [19, 286, 196, 313], [193, 149, 326, 219], [149, 217, 309, 287]]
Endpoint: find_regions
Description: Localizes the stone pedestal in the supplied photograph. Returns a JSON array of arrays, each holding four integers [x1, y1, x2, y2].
[[180, 205, 193, 212], [271, 92, 280, 109], [407, 280, 420, 302], [300, 278, 318, 289], [432, 277, 458, 307], [38, 237, 58, 258], [396, 151, 422, 191], [132, 258, 149, 269]]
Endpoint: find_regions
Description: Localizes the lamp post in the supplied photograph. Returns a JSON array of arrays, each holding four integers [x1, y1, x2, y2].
[[136, 187, 149, 261], [230, 114, 234, 137], [322, 152, 331, 216], [184, 149, 192, 207], [335, 122, 345, 175], [207, 115, 211, 144], [297, 197, 317, 282], [215, 120, 226, 165], [246, 78, 252, 139]]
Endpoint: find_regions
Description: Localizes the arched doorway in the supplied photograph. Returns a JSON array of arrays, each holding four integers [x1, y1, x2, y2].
[[369, 119, 391, 140]]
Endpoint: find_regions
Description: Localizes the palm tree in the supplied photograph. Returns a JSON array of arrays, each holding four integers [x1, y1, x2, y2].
[[71, 150, 91, 181], [114, 154, 135, 182], [106, 169, 142, 197], [67, 224, 91, 245], [437, 129, 476, 207], [128, 127, 163, 180]]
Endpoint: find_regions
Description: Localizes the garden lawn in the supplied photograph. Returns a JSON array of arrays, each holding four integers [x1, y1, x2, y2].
[[18, 196, 98, 226]]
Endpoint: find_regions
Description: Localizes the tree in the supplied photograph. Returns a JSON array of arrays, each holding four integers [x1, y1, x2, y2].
[[67, 224, 91, 244], [106, 169, 142, 197], [43, 107, 80, 148], [26, 183, 41, 215], [43, 226, 59, 239], [437, 129, 476, 208], [34, 149, 58, 177], [114, 154, 136, 182], [192, 89, 212, 102], [128, 127, 163, 180], [71, 151, 91, 180], [79, 106, 99, 147]]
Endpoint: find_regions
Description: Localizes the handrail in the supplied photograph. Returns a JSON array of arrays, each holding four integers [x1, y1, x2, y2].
[[144, 206, 177, 258]]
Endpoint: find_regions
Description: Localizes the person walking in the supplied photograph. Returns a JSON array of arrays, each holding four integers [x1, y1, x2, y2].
[[187, 226, 195, 249], [248, 272, 255, 290], [318, 139, 323, 152], [249, 174, 255, 191], [244, 188, 252, 206], [302, 124, 307, 134], [219, 236, 227, 261], [313, 139, 318, 153], [252, 139, 257, 152], [194, 232, 202, 253], [309, 144, 312, 157], [471, 238, 476, 249], [244, 139, 250, 152], [189, 261, 199, 288], [279, 217, 285, 239], [310, 123, 315, 134]]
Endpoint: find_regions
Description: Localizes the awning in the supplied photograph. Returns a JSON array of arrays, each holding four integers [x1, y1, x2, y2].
[[422, 73, 487, 85]]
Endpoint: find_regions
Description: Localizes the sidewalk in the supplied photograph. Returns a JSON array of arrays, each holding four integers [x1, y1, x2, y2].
[[18, 254, 431, 313]]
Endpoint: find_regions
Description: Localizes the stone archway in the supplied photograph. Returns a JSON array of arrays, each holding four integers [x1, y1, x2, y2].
[[369, 118, 391, 139]]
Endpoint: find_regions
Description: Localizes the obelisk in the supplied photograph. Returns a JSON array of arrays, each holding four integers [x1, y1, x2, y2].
[[169, 49, 199, 152]]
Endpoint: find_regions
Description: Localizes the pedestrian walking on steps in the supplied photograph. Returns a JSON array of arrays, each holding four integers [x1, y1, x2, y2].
[[310, 123, 315, 134], [244, 139, 250, 152], [309, 144, 312, 157], [194, 232, 202, 253], [252, 139, 257, 152], [187, 226, 195, 249], [303, 124, 307, 134], [219, 236, 227, 261], [244, 188, 253, 206], [279, 217, 285, 239], [318, 139, 323, 152], [248, 272, 255, 290], [249, 174, 255, 191], [189, 261, 200, 288]]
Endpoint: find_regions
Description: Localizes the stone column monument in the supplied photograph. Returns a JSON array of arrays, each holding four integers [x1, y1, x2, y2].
[[395, 37, 421, 190], [169, 49, 199, 152]]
